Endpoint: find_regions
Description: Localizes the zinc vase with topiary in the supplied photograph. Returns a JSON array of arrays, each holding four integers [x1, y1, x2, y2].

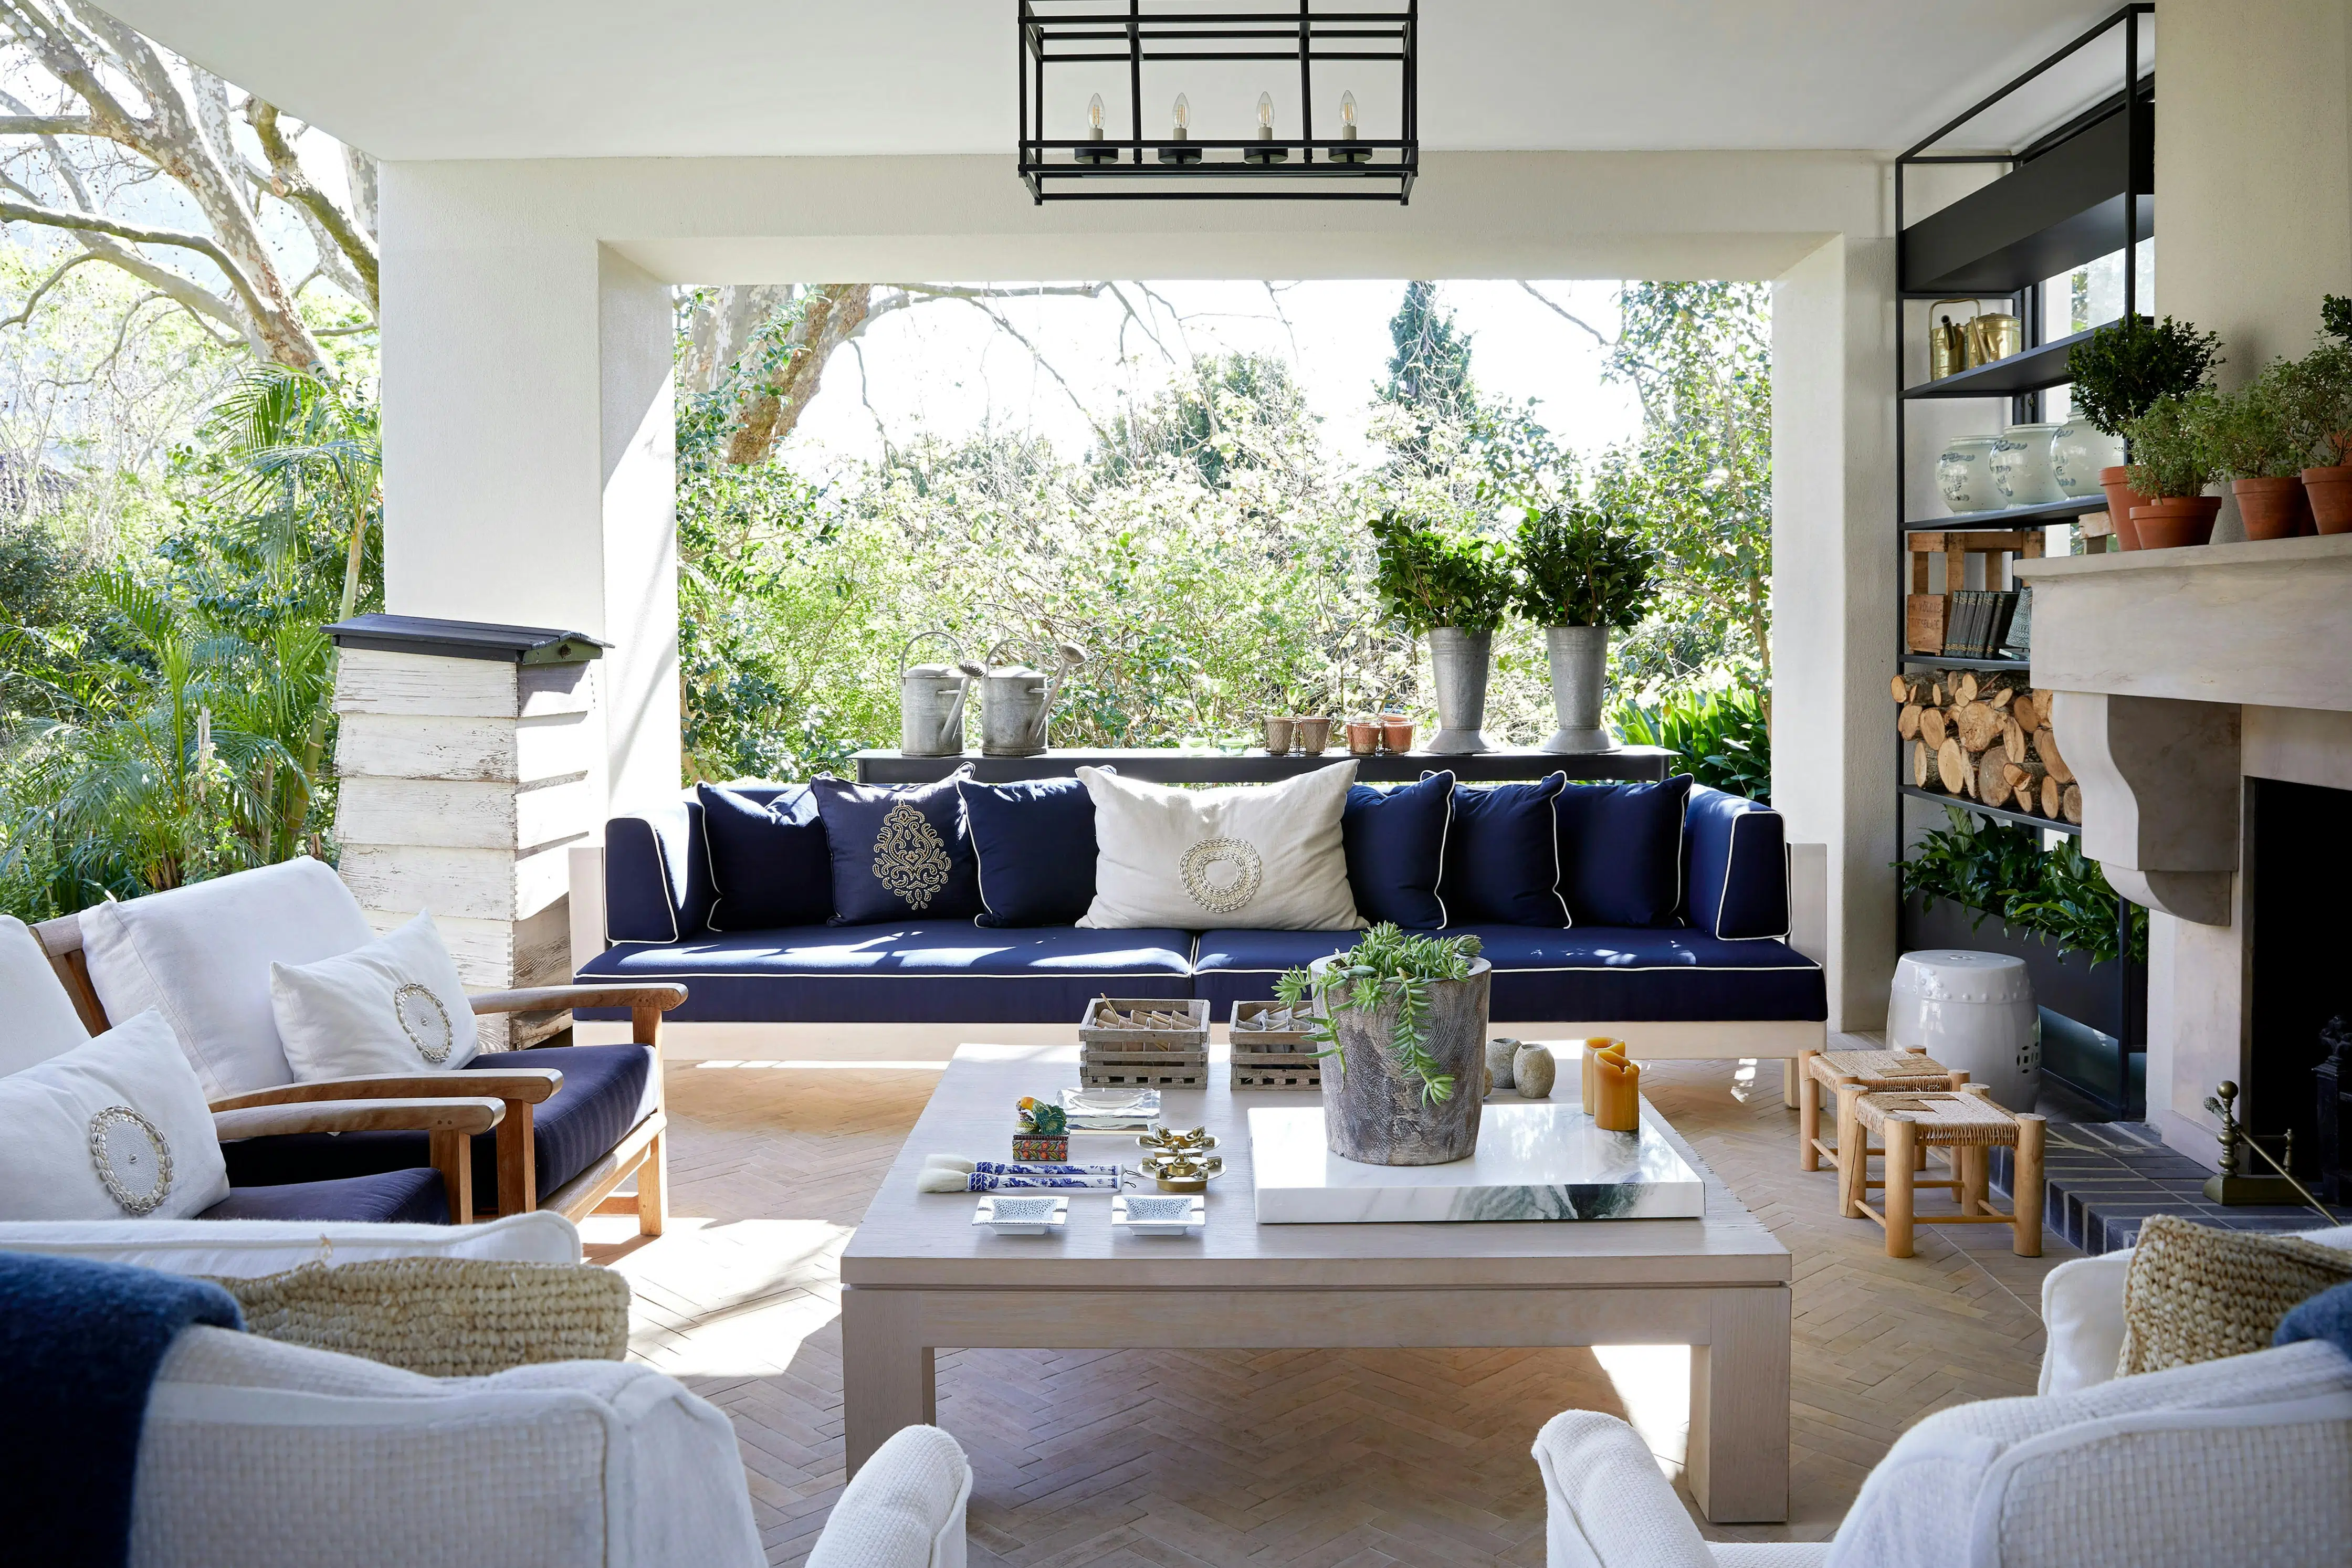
[[1367, 502, 1518, 755], [1514, 504, 1657, 753], [1277, 925, 1492, 1166]]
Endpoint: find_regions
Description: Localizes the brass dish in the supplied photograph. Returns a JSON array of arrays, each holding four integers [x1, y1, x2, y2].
[[1137, 1150, 1225, 1193], [1138, 1125, 1218, 1158]]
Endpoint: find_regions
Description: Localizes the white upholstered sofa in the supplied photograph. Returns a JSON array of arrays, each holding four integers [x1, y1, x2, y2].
[[1535, 1226, 2352, 1568]]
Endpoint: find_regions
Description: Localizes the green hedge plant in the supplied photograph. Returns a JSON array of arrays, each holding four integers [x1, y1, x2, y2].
[[2202, 369, 2306, 480], [1367, 503, 1518, 634], [1513, 504, 1656, 629], [2067, 314, 2225, 440], [2122, 392, 2223, 499], [2277, 341, 2352, 468]]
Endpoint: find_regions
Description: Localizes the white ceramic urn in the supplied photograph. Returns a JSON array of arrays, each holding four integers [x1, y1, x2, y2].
[[1988, 423, 2064, 507], [2049, 422, 2124, 499], [1936, 435, 2003, 513], [1887, 949, 2041, 1111]]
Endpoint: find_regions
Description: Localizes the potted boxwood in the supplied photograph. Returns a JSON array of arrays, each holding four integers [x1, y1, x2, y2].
[[2278, 335, 2352, 534], [2120, 391, 2225, 548], [2202, 368, 2308, 540], [1277, 925, 1492, 1166], [1514, 503, 1657, 753], [2068, 315, 2225, 549], [1368, 501, 1518, 754]]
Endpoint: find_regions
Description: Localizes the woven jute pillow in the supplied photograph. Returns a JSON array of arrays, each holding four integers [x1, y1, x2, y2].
[[205, 1256, 631, 1377], [2117, 1214, 2352, 1376]]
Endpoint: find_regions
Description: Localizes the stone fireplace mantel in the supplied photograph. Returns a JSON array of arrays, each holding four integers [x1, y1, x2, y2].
[[2016, 533, 2352, 926]]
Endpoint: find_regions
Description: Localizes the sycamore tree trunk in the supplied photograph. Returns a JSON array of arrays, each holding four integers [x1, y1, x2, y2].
[[723, 283, 874, 467]]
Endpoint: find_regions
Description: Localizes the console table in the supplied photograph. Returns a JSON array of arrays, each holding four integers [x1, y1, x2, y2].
[[853, 744, 1674, 785]]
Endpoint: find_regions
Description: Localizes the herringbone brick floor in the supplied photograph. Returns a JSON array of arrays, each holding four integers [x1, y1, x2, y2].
[[582, 1046, 2075, 1565]]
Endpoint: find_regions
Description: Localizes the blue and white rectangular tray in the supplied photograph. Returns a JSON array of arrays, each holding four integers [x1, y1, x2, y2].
[[1250, 1099, 1705, 1223]]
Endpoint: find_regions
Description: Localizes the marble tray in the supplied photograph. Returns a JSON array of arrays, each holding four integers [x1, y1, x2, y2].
[[1249, 1099, 1705, 1223]]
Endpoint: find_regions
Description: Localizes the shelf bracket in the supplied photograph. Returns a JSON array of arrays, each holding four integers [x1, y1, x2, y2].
[[2048, 691, 2239, 925]]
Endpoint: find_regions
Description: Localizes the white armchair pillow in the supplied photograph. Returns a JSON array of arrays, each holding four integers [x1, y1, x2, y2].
[[1077, 762, 1364, 930], [0, 912, 94, 1074], [80, 856, 374, 1098], [0, 1010, 230, 1220], [271, 912, 478, 1080], [133, 1327, 764, 1568], [0, 1209, 580, 1278], [807, 1424, 971, 1568]]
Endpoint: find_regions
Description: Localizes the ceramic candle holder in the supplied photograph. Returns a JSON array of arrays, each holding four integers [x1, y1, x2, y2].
[[1263, 715, 1295, 754], [1292, 716, 1332, 755]]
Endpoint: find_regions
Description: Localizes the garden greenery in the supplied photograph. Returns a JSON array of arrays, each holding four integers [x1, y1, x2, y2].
[[1514, 503, 1656, 629], [1896, 806, 2147, 966], [2201, 370, 2306, 480], [2123, 391, 2224, 499], [1275, 923, 1485, 1105], [1610, 682, 1770, 803]]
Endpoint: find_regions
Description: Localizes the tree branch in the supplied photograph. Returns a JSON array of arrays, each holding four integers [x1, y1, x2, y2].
[[246, 97, 376, 314], [1519, 282, 1613, 348], [0, 112, 92, 138], [0, 247, 99, 328], [0, 194, 271, 327]]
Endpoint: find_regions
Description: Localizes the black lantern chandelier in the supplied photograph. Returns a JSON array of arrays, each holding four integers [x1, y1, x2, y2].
[[1017, 1, 1418, 203]]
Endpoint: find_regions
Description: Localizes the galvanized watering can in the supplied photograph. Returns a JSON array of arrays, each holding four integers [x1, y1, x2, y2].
[[898, 630, 975, 757], [979, 640, 1087, 757]]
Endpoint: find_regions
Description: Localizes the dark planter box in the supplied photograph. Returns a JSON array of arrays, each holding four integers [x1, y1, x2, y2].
[[1902, 893, 2146, 1116]]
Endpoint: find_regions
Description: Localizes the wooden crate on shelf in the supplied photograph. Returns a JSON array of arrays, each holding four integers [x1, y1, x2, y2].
[[1905, 529, 2046, 655]]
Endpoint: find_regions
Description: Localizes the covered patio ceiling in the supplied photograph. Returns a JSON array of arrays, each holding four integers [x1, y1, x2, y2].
[[104, 1, 2135, 162]]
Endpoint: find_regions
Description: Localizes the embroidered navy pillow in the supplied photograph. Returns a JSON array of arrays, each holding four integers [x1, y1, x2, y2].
[[694, 783, 832, 931], [810, 770, 983, 925], [1440, 774, 1569, 926], [1555, 775, 1694, 928], [958, 776, 1098, 927], [1342, 772, 1454, 929]]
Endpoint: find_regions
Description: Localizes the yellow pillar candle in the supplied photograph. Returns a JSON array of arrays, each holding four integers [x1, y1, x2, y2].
[[1592, 1046, 1640, 1132], [1580, 1037, 1623, 1111]]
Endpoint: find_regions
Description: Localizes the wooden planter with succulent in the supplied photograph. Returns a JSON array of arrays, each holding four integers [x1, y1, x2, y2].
[[1277, 925, 1491, 1166]]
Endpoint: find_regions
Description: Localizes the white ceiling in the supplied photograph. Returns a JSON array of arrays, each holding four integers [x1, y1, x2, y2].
[[96, 1, 2143, 162]]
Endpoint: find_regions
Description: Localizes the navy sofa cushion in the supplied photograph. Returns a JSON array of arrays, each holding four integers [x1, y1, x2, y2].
[[202, 1168, 449, 1224], [1192, 923, 1824, 1023], [605, 802, 699, 942], [1683, 784, 1789, 939], [697, 783, 833, 930], [959, 776, 1097, 927], [1556, 776, 1693, 928], [811, 772, 983, 924], [579, 922, 1193, 1024], [1443, 774, 1569, 926], [218, 1045, 654, 1208], [1342, 772, 1454, 929]]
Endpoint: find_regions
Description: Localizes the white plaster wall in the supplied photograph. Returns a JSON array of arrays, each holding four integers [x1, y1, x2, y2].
[[377, 148, 1899, 1014]]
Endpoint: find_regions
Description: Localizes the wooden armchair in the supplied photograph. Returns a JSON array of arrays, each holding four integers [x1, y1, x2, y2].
[[33, 910, 684, 1233]]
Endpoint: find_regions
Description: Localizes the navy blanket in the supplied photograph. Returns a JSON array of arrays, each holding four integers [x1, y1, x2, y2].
[[2275, 1278, 2352, 1363], [0, 1251, 243, 1568]]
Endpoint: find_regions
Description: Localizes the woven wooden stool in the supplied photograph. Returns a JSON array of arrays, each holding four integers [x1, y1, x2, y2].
[[1796, 1047, 1965, 1171], [1835, 1083, 2042, 1257]]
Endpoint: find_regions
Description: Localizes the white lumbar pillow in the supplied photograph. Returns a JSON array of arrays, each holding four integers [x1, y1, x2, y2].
[[0, 913, 96, 1075], [1076, 762, 1365, 931], [80, 856, 374, 1099], [271, 912, 478, 1080], [0, 1009, 230, 1220]]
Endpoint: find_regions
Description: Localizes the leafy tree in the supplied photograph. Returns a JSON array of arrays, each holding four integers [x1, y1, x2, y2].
[[1382, 280, 1476, 419], [1094, 351, 1318, 492]]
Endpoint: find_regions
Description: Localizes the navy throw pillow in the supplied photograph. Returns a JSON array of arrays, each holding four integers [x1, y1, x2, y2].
[[1441, 773, 1569, 926], [695, 783, 832, 930], [1682, 784, 1789, 939], [959, 776, 1098, 927], [810, 769, 983, 924], [1555, 775, 1695, 928], [1342, 772, 1455, 929]]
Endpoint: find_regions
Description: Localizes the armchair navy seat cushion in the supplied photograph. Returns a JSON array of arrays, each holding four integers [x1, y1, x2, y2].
[[219, 1044, 653, 1208], [580, 923, 1194, 1023], [202, 1167, 450, 1225]]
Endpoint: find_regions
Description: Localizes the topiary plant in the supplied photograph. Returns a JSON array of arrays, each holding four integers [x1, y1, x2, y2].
[[1275, 923, 1485, 1104], [2068, 314, 2225, 439], [2123, 391, 2223, 498], [2276, 341, 2352, 467], [2202, 369, 2306, 480], [1513, 504, 1656, 629], [1366, 504, 1518, 634]]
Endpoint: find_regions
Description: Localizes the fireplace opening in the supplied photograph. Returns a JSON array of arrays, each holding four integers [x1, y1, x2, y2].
[[2244, 777, 2352, 1183]]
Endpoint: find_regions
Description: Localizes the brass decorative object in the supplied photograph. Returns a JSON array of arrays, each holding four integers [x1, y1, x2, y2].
[[1138, 1125, 1217, 1159], [1137, 1149, 1225, 1192], [2202, 1081, 2330, 1216]]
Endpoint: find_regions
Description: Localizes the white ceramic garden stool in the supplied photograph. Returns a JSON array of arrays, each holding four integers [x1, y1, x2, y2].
[[1887, 950, 2040, 1111]]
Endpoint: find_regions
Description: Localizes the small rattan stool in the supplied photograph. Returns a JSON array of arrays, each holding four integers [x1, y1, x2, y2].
[[1835, 1083, 2043, 1257], [1796, 1047, 1965, 1171]]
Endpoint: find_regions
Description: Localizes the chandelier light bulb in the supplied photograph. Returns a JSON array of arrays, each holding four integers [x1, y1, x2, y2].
[[1340, 90, 1358, 133], [1087, 92, 1105, 132], [1257, 91, 1274, 132], [1172, 92, 1190, 134]]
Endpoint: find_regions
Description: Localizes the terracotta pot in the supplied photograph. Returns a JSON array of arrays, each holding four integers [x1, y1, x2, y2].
[[2129, 496, 2222, 550], [2302, 465, 2352, 534], [2098, 467, 2151, 550], [2231, 476, 2305, 541], [1381, 717, 1415, 754], [1345, 719, 1382, 756]]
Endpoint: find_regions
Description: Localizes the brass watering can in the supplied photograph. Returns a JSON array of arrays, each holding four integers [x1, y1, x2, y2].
[[1928, 299, 2022, 378]]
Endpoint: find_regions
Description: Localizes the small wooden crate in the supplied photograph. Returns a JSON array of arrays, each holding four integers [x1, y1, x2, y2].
[[1081, 1049, 1209, 1088], [1229, 1000, 1321, 1089], [1078, 996, 1209, 1053]]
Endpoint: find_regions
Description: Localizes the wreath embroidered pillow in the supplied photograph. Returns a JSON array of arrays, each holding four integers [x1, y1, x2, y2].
[[1076, 763, 1365, 931], [810, 770, 984, 925], [0, 1009, 230, 1220], [270, 912, 479, 1081]]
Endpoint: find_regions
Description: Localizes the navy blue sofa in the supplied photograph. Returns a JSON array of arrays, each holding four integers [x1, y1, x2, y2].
[[576, 781, 1828, 1060]]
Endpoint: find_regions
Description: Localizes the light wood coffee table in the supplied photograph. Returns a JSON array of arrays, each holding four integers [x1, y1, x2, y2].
[[841, 1044, 1792, 1522]]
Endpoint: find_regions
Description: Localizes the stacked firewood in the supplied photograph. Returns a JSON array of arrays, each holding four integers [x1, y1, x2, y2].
[[1894, 670, 2082, 823]]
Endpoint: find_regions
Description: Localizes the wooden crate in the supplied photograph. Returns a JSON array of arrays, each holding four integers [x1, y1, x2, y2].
[[1081, 1048, 1209, 1088], [1905, 529, 2046, 654], [1078, 996, 1209, 1053], [1228, 1000, 1321, 1088]]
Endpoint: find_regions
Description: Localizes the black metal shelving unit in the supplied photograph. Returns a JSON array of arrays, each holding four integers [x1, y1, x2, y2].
[[1894, 4, 2152, 1118]]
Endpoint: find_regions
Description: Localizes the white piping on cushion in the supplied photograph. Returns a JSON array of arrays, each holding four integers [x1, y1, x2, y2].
[[1965, 1390, 2352, 1568], [953, 780, 999, 927], [605, 814, 684, 947], [1425, 770, 1456, 930], [1546, 773, 1573, 928], [1710, 807, 1793, 943]]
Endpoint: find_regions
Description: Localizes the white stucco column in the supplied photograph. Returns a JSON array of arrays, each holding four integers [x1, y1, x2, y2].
[[1771, 233, 1899, 1030]]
